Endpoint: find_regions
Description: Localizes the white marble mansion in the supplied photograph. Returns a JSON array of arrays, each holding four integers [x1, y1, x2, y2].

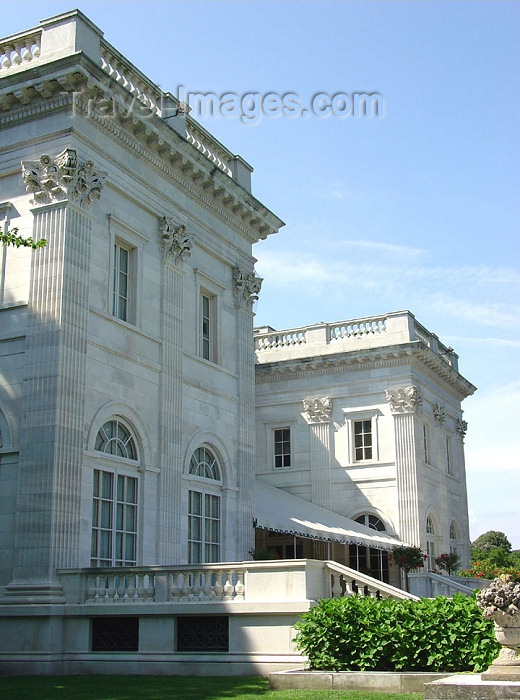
[[0, 11, 475, 675]]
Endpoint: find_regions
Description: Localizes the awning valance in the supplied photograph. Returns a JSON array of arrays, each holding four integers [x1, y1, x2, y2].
[[255, 479, 408, 551]]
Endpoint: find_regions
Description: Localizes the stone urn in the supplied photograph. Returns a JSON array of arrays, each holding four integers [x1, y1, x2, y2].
[[477, 576, 520, 681]]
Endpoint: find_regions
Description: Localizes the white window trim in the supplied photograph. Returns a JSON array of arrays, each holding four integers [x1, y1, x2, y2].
[[263, 419, 297, 472], [194, 269, 224, 365], [343, 408, 382, 464], [107, 214, 145, 327], [422, 421, 431, 465], [91, 466, 140, 567]]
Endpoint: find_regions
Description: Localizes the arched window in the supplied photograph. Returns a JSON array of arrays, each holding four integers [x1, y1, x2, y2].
[[355, 513, 386, 532], [189, 446, 221, 481], [449, 521, 458, 554], [426, 515, 436, 571], [188, 445, 222, 564], [95, 419, 138, 461], [91, 418, 139, 567], [349, 513, 389, 583]]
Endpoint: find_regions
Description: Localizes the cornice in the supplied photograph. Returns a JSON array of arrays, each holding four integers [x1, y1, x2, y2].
[[0, 58, 283, 242], [255, 342, 476, 399]]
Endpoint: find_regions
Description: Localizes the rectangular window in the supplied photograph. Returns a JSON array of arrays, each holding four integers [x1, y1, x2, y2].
[[188, 490, 220, 563], [446, 436, 452, 474], [423, 423, 429, 463], [112, 242, 134, 322], [353, 419, 372, 461], [426, 539, 436, 571], [200, 292, 216, 362], [274, 427, 291, 468], [91, 470, 138, 567]]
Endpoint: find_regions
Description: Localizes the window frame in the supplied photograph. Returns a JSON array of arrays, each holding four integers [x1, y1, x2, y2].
[[107, 215, 146, 327], [187, 444, 223, 564], [91, 467, 139, 567], [343, 410, 381, 464], [194, 269, 224, 365], [422, 422, 430, 464], [90, 416, 141, 567], [273, 426, 292, 469], [426, 514, 436, 571], [445, 434, 453, 475]]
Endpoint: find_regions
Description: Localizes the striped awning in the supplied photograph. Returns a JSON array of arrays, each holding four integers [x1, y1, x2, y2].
[[255, 479, 408, 551]]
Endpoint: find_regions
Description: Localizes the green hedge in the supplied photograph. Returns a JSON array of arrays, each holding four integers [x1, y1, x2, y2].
[[294, 594, 499, 672]]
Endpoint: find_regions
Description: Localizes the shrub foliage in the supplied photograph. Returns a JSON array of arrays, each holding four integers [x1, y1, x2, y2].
[[295, 594, 499, 672]]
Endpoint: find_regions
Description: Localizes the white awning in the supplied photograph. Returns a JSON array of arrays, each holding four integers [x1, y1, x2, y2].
[[255, 480, 408, 551]]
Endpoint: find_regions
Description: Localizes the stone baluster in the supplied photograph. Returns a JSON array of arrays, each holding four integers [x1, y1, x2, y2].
[[191, 571, 202, 600], [169, 572, 181, 600], [202, 572, 213, 599], [234, 571, 245, 600], [214, 570, 224, 599], [331, 574, 342, 598], [223, 570, 235, 600]]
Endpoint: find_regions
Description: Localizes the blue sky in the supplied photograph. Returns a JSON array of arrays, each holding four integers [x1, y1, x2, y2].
[[3, 1, 519, 549]]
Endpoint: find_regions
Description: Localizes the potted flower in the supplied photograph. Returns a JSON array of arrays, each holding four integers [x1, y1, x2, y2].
[[476, 574, 520, 679]]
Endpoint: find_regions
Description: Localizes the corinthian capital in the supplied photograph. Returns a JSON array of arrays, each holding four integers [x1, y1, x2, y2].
[[233, 266, 262, 308], [303, 397, 332, 424], [159, 216, 192, 264], [21, 149, 106, 208], [386, 386, 423, 414], [456, 419, 468, 441]]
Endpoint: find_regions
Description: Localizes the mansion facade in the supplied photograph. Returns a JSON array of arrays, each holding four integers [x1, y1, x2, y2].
[[0, 10, 475, 674]]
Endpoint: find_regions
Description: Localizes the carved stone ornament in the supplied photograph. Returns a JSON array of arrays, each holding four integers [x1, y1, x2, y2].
[[457, 419, 468, 441], [159, 216, 192, 264], [233, 266, 262, 308], [433, 403, 447, 425], [302, 397, 332, 424], [21, 149, 107, 208], [386, 386, 423, 414]]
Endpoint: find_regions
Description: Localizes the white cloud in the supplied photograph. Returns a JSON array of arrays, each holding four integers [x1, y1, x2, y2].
[[334, 239, 425, 257]]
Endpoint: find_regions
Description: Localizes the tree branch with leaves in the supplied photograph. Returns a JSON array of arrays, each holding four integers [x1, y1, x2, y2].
[[1, 227, 46, 249]]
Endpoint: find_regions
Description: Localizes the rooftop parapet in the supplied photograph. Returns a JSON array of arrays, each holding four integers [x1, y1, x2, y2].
[[0, 10, 253, 191], [254, 310, 460, 372]]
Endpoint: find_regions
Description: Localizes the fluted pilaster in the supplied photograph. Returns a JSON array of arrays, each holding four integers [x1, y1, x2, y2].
[[303, 397, 332, 508], [233, 267, 260, 557], [156, 218, 189, 563], [2, 152, 104, 604], [386, 386, 422, 546]]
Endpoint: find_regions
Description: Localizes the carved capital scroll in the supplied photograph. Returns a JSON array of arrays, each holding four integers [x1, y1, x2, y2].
[[159, 216, 192, 264], [303, 397, 332, 424], [233, 266, 262, 308], [22, 149, 106, 208], [433, 403, 447, 425], [386, 386, 423, 414], [456, 419, 468, 441]]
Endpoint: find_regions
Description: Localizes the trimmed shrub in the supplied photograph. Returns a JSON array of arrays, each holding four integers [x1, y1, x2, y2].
[[294, 594, 499, 672]]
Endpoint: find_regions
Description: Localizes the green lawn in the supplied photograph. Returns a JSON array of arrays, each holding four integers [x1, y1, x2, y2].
[[0, 676, 423, 700]]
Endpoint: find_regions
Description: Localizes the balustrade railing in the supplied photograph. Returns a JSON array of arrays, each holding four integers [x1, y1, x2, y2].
[[0, 29, 41, 73], [326, 561, 419, 601], [185, 120, 234, 176], [84, 565, 245, 603], [99, 41, 162, 117], [255, 312, 457, 369], [255, 329, 307, 352], [329, 316, 387, 341]]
